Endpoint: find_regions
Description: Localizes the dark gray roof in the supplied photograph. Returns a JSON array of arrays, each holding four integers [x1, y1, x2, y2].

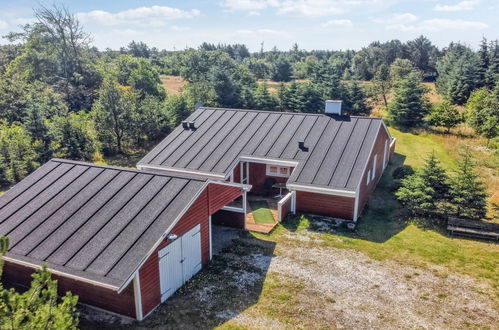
[[138, 107, 386, 191], [0, 159, 206, 288]]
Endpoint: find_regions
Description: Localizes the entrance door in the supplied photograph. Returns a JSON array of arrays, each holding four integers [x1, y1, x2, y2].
[[158, 224, 202, 302], [181, 225, 202, 282], [159, 238, 183, 302]]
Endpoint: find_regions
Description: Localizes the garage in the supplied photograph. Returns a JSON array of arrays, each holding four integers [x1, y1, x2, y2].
[[159, 224, 202, 302]]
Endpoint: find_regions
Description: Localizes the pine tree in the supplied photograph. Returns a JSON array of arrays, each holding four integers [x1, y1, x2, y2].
[[343, 81, 371, 116], [388, 72, 429, 126], [253, 83, 278, 111], [486, 40, 499, 88], [396, 153, 450, 216], [478, 37, 489, 86], [0, 237, 79, 329], [450, 149, 488, 219]]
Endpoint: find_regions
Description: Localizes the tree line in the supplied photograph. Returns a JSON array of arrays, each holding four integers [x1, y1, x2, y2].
[[0, 5, 497, 191]]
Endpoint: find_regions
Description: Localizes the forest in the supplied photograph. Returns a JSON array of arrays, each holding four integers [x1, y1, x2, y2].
[[0, 6, 497, 211]]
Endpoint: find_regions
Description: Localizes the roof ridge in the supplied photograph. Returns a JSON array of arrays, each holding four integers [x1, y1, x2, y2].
[[50, 159, 207, 182], [198, 107, 384, 120]]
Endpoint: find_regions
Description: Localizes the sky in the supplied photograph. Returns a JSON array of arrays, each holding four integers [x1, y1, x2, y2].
[[0, 0, 497, 51]]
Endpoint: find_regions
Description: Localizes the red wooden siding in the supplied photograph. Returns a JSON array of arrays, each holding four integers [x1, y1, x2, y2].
[[296, 191, 355, 219], [2, 261, 136, 318], [212, 209, 245, 228], [248, 163, 289, 194], [357, 126, 392, 219], [139, 183, 242, 318]]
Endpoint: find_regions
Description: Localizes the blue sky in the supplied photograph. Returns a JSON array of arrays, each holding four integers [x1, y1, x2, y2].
[[0, 0, 497, 51]]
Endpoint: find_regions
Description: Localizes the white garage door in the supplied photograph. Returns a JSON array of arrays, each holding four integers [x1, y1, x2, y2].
[[159, 224, 202, 302]]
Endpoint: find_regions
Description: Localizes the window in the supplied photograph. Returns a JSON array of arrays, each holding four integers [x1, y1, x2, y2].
[[266, 165, 290, 178]]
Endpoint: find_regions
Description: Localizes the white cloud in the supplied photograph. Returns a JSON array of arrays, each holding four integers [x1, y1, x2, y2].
[[76, 6, 200, 27], [223, 0, 279, 11], [434, 0, 479, 12], [223, 0, 396, 17], [172, 25, 191, 31], [372, 13, 419, 24], [321, 19, 353, 28], [0, 19, 8, 29], [384, 18, 487, 32]]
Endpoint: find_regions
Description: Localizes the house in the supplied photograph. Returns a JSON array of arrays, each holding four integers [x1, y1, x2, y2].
[[138, 101, 396, 226], [0, 101, 395, 321], [0, 159, 247, 320]]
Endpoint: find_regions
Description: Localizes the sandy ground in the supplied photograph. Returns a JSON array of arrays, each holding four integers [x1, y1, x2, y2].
[[81, 227, 498, 330]]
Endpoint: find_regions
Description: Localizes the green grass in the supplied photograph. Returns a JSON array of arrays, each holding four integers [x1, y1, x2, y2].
[[255, 125, 499, 291], [249, 201, 275, 224]]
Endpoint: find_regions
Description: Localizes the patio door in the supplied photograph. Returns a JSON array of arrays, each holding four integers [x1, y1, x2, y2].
[[158, 224, 202, 302]]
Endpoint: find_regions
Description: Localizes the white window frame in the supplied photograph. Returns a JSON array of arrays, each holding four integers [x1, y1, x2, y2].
[[372, 154, 377, 179], [266, 164, 290, 178], [366, 169, 371, 184]]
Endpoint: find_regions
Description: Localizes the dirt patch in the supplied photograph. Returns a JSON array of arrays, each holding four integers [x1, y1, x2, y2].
[[82, 231, 498, 329], [161, 75, 186, 95]]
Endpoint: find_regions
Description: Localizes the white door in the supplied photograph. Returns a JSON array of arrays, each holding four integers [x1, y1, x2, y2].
[[159, 238, 183, 302], [158, 224, 202, 302], [181, 225, 202, 282]]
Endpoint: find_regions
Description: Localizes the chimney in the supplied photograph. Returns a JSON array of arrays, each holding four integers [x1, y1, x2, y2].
[[325, 100, 342, 115], [181, 121, 189, 129], [188, 121, 196, 130], [298, 140, 308, 152]]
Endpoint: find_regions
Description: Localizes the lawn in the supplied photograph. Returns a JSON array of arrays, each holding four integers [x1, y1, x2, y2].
[[81, 116, 499, 329], [249, 200, 275, 224]]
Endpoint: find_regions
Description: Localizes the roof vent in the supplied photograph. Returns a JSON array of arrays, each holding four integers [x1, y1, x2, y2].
[[298, 141, 308, 151], [188, 121, 196, 130], [181, 121, 189, 129], [325, 100, 342, 115]]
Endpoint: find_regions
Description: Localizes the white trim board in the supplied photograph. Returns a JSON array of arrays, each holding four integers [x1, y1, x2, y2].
[[287, 183, 356, 198]]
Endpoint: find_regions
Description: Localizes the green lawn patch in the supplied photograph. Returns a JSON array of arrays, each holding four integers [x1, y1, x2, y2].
[[249, 200, 275, 224]]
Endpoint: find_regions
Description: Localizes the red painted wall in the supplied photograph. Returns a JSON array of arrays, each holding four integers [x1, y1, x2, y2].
[[296, 191, 355, 219], [139, 183, 242, 318], [2, 261, 136, 318], [357, 126, 393, 220], [248, 163, 289, 194]]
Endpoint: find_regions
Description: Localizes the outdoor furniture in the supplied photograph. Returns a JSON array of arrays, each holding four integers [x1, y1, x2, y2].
[[447, 217, 499, 241], [263, 178, 276, 196], [272, 182, 287, 198]]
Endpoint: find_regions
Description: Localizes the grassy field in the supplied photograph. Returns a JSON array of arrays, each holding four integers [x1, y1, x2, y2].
[[161, 75, 186, 95], [77, 79, 499, 329]]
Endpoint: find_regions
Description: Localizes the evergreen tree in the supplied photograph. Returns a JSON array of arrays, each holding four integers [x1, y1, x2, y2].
[[271, 56, 293, 82], [253, 84, 278, 111], [396, 153, 449, 216], [478, 37, 489, 86], [486, 40, 499, 88], [343, 81, 371, 116], [166, 94, 191, 126], [436, 43, 480, 105], [0, 237, 79, 329], [47, 111, 101, 161], [388, 72, 429, 126], [428, 101, 462, 133], [0, 121, 39, 186], [450, 149, 488, 219]]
